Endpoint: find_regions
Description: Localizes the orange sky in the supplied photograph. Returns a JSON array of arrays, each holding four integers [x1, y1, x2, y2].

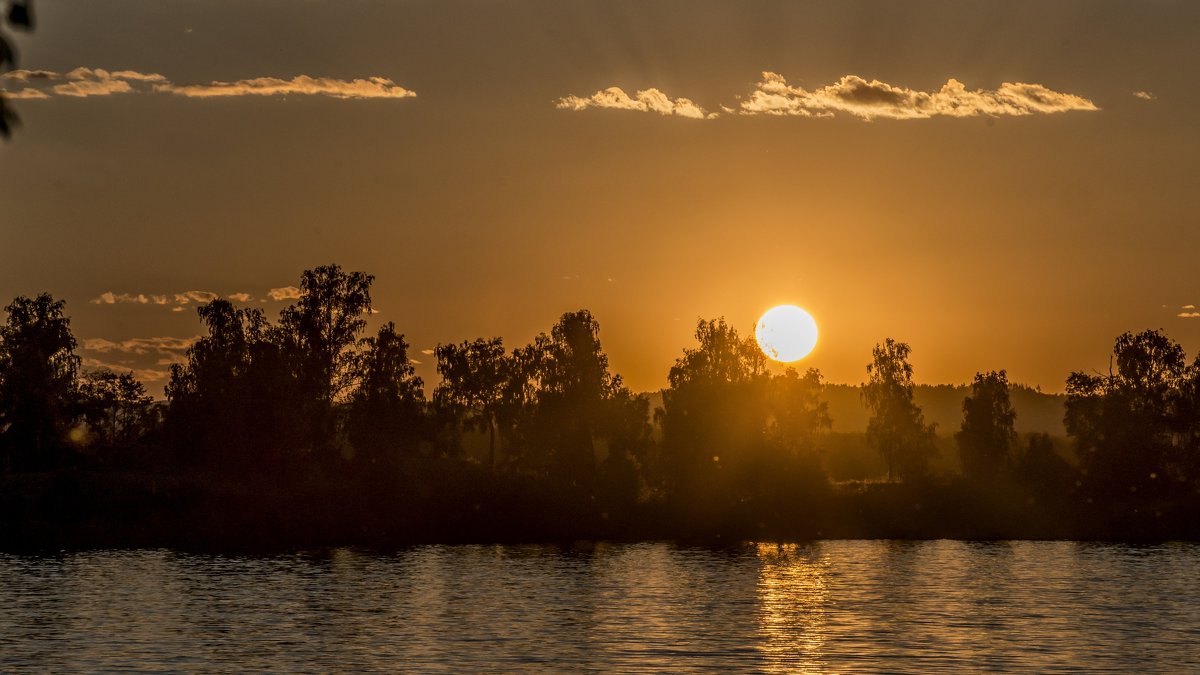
[[1, 1, 1198, 395]]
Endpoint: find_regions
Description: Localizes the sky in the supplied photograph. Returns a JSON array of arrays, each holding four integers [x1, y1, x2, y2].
[[1, 0, 1198, 396]]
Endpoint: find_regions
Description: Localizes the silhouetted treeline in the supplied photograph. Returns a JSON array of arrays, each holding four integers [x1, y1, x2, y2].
[[1, 264, 1199, 549]]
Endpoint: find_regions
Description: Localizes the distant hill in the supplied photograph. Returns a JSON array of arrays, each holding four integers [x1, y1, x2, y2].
[[823, 383, 1066, 437], [643, 384, 1066, 438]]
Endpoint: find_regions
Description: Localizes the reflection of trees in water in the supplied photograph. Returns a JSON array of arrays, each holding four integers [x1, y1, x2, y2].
[[755, 543, 830, 674]]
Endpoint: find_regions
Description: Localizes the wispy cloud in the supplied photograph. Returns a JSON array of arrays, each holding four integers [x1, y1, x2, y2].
[[556, 86, 715, 119], [91, 285, 309, 308], [91, 292, 170, 305], [3, 68, 166, 98], [555, 74, 1097, 122], [2, 68, 415, 101], [173, 290, 219, 305], [1133, 91, 1156, 101], [268, 286, 303, 301], [736, 73, 1099, 120], [159, 75, 415, 99], [82, 336, 200, 356], [1178, 312, 1200, 319], [91, 289, 217, 307]]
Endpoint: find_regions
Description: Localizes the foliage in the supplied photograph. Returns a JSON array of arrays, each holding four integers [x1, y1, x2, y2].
[[956, 370, 1017, 480], [78, 369, 154, 449], [0, 293, 79, 468], [1065, 329, 1194, 494], [659, 318, 830, 509], [862, 338, 936, 482], [347, 322, 425, 463], [0, 0, 34, 138], [434, 337, 510, 467]]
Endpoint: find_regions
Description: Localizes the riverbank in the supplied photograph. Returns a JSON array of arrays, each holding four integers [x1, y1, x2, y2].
[[3, 465, 1197, 552]]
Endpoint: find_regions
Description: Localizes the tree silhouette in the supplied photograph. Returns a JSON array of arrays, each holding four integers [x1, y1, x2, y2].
[[660, 318, 767, 491], [0, 293, 79, 470], [529, 310, 628, 485], [1066, 329, 1186, 495], [78, 368, 153, 449], [434, 337, 510, 469], [277, 264, 374, 459], [956, 370, 1017, 481], [166, 299, 286, 468], [0, 1, 34, 138], [347, 321, 425, 463], [862, 338, 936, 482]]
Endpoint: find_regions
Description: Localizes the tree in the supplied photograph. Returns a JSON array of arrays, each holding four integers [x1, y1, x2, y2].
[[347, 322, 425, 463], [277, 264, 374, 458], [531, 310, 626, 484], [658, 318, 830, 508], [78, 369, 154, 449], [956, 370, 1017, 481], [0, 293, 80, 470], [659, 318, 767, 487], [0, 0, 35, 138], [1065, 329, 1186, 494], [165, 298, 299, 469], [862, 338, 936, 482], [434, 337, 509, 469]]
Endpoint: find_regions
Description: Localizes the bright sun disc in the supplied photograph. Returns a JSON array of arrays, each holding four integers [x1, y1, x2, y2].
[[755, 305, 818, 362]]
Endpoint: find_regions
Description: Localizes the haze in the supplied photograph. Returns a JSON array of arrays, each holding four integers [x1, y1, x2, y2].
[[2, 0, 1197, 395]]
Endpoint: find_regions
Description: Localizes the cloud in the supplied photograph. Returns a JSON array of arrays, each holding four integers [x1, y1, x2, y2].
[[421, 349, 435, 356], [82, 336, 200, 356], [91, 292, 169, 305], [268, 286, 303, 301], [556, 86, 715, 119], [227, 292, 252, 302], [91, 289, 222, 307], [3, 88, 48, 100], [174, 290, 219, 304], [1183, 304, 1196, 310], [1179, 312, 1200, 319], [82, 357, 172, 385], [1133, 91, 1156, 101], [159, 75, 415, 99], [736, 73, 1099, 120], [2, 68, 415, 101], [1, 68, 168, 99]]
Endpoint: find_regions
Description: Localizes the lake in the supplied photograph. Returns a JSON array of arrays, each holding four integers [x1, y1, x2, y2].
[[2, 541, 1198, 671]]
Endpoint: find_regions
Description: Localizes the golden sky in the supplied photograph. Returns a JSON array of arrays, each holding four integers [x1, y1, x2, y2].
[[1, 1, 1197, 395]]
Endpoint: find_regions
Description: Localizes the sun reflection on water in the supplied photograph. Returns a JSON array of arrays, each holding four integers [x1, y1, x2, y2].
[[754, 543, 830, 673]]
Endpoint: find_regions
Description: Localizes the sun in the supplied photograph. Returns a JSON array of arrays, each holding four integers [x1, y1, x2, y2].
[[755, 305, 818, 362]]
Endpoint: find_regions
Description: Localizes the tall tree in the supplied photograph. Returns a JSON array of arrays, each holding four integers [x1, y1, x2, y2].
[[0, 294, 80, 470], [277, 264, 374, 458], [659, 318, 831, 513], [659, 318, 767, 486], [956, 370, 1017, 481], [0, 0, 35, 138], [1065, 329, 1186, 494], [531, 310, 625, 484], [434, 337, 509, 469], [347, 322, 425, 463], [862, 338, 936, 482], [78, 368, 153, 449]]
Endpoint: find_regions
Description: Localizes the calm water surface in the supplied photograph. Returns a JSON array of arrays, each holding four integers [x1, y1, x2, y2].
[[1, 541, 1198, 672]]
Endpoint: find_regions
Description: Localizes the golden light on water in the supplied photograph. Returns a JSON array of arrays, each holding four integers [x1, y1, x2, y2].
[[755, 305, 818, 362]]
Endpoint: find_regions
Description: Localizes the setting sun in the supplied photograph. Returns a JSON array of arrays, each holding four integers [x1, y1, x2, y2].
[[755, 305, 819, 362]]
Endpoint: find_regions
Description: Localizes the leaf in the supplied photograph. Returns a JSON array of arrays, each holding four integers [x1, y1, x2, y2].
[[0, 98, 19, 138], [0, 34, 14, 68], [8, 1, 34, 30]]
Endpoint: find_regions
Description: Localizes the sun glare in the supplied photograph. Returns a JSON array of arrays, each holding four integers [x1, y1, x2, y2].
[[756, 305, 818, 362]]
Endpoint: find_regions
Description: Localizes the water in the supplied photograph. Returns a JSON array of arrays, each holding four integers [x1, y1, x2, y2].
[[1, 541, 1198, 672]]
